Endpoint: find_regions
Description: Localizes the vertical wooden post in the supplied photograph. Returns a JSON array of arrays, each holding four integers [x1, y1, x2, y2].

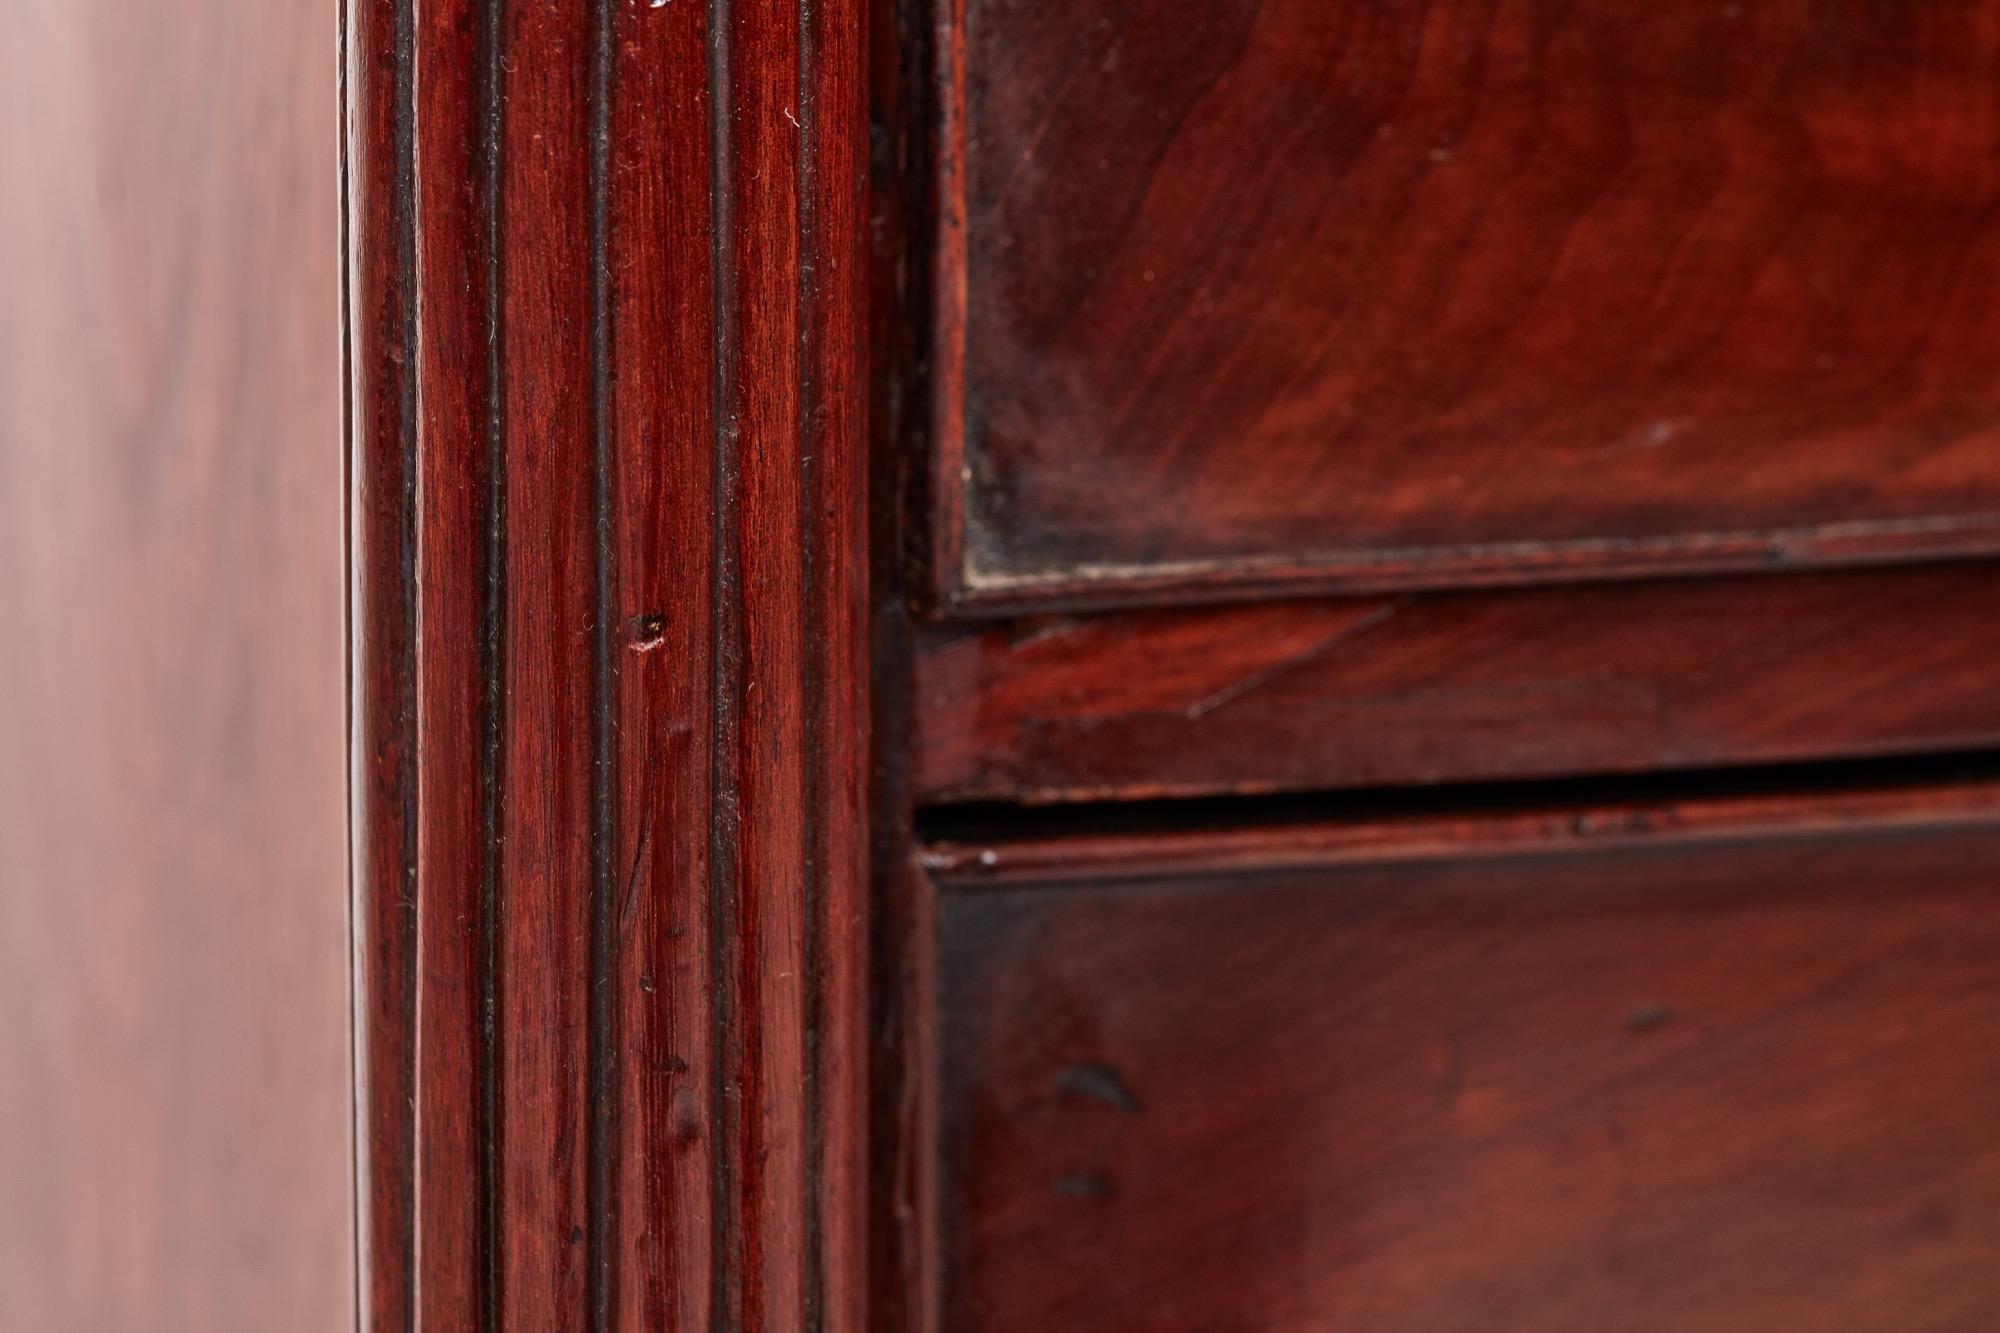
[[345, 0, 868, 1326]]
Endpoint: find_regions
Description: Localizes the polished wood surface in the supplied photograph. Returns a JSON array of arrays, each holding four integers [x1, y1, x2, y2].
[[931, 0, 2000, 609], [11, 0, 1996, 1327], [931, 784, 2000, 1332], [346, 0, 870, 1327], [915, 564, 2000, 804], [0, 1, 350, 1328]]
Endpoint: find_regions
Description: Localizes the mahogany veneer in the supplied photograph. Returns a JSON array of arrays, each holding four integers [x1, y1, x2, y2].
[[928, 783, 2000, 1332], [914, 564, 2000, 804], [865, 2, 2000, 1328], [932, 0, 2000, 609], [11, 0, 1998, 1328]]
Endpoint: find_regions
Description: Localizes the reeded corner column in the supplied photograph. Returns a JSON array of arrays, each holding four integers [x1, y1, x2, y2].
[[344, 0, 868, 1326]]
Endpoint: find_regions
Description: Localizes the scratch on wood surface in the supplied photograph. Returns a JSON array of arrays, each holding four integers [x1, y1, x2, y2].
[[620, 772, 652, 941], [1182, 600, 1408, 720]]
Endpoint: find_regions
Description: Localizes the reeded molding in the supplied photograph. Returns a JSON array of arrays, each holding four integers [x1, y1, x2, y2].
[[344, 0, 868, 1326]]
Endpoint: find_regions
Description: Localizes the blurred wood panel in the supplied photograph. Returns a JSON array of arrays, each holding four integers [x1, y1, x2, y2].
[[0, 2, 350, 1329]]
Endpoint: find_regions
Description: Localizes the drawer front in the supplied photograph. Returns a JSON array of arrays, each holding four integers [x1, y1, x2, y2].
[[932, 0, 2000, 609], [930, 788, 2000, 1330], [915, 564, 2000, 804]]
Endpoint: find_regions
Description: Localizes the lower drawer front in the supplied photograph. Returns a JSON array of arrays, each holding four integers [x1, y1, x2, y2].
[[934, 793, 2000, 1331]]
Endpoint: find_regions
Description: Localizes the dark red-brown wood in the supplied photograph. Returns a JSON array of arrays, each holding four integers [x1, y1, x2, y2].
[[929, 781, 2000, 1332], [604, 4, 719, 1328], [930, 0, 2000, 610], [345, 1, 869, 1327], [915, 564, 2000, 804], [0, 2, 351, 1328], [21, 0, 2000, 1328]]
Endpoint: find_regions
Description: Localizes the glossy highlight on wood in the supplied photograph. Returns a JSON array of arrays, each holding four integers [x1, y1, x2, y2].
[[345, 0, 869, 1327], [931, 0, 2000, 610]]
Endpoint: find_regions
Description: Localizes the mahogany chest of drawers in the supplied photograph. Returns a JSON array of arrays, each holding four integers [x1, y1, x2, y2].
[[6, 0, 1999, 1328]]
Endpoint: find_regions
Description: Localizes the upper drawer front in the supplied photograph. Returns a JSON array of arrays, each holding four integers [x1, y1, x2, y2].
[[934, 0, 2000, 610], [916, 564, 2000, 805]]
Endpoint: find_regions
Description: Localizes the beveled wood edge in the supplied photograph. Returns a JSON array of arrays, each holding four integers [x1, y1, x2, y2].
[[941, 516, 2000, 616], [922, 0, 970, 619], [920, 774, 2000, 888], [875, 853, 943, 1333]]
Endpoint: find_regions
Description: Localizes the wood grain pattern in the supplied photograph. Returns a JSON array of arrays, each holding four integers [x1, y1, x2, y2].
[[867, 3, 950, 1327], [604, 1, 717, 1327], [915, 564, 2000, 804], [346, 0, 420, 1322], [407, 0, 496, 1324], [930, 0, 2000, 610], [496, 2, 596, 1324], [931, 782, 2000, 1331], [345, 0, 869, 1327], [0, 1, 351, 1328]]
